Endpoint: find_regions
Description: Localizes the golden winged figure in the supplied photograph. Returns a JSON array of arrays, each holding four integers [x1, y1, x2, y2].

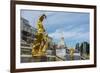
[[32, 14, 49, 57]]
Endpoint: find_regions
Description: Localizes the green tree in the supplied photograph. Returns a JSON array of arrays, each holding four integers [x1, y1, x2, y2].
[[80, 43, 83, 56], [75, 43, 80, 52], [80, 42, 90, 56], [84, 42, 90, 55]]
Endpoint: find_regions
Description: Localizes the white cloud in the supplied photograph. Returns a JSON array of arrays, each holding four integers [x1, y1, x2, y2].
[[48, 28, 89, 42]]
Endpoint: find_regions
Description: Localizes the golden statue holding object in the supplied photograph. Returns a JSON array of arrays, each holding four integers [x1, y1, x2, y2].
[[32, 14, 49, 57]]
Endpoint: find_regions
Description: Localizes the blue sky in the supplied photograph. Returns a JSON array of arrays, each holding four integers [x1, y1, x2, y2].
[[21, 9, 90, 48]]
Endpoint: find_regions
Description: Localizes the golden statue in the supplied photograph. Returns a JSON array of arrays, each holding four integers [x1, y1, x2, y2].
[[69, 48, 75, 60], [32, 14, 48, 57]]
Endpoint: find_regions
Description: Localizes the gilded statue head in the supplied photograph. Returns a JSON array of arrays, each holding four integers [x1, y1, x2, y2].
[[39, 14, 47, 21]]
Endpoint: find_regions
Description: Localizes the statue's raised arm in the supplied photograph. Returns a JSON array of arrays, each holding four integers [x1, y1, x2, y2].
[[36, 14, 46, 33]]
